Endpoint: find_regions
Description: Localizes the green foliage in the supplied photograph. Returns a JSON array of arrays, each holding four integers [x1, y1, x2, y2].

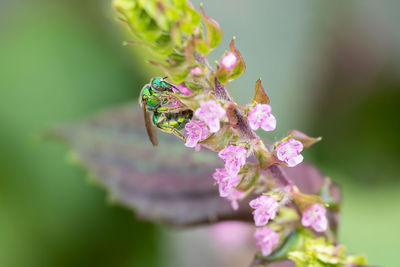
[[114, 0, 223, 82], [0, 4, 159, 266], [288, 234, 367, 267]]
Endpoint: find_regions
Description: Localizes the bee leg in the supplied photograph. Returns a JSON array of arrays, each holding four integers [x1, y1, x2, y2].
[[171, 129, 186, 141], [156, 125, 186, 141], [157, 106, 185, 113]]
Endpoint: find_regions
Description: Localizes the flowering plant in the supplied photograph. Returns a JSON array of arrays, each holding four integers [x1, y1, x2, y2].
[[111, 0, 369, 265], [48, 0, 370, 266]]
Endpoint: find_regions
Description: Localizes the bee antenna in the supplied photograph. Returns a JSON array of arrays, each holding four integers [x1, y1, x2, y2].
[[163, 76, 168, 80]]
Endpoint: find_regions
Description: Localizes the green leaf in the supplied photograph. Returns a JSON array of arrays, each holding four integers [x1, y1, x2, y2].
[[228, 37, 246, 80], [148, 60, 189, 83], [47, 104, 253, 226], [198, 124, 233, 152], [200, 4, 222, 50], [215, 62, 229, 84], [268, 231, 302, 261]]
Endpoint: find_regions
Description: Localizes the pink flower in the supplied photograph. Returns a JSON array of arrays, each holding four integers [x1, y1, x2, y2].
[[249, 195, 279, 226], [275, 138, 304, 167], [254, 226, 280, 256], [218, 145, 247, 175], [165, 97, 180, 108], [190, 66, 203, 77], [212, 168, 240, 197], [248, 104, 276, 131], [212, 168, 245, 210], [194, 100, 226, 133], [174, 83, 193, 96], [227, 189, 246, 210], [301, 204, 328, 232], [220, 52, 237, 70], [184, 120, 210, 151]]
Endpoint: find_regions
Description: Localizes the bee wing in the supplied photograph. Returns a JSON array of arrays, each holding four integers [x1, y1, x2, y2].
[[142, 102, 159, 146]]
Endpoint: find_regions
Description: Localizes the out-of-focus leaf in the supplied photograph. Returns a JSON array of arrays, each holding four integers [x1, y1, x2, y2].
[[47, 104, 340, 230], [199, 4, 222, 50], [261, 231, 301, 263], [47, 104, 251, 227], [148, 60, 189, 83]]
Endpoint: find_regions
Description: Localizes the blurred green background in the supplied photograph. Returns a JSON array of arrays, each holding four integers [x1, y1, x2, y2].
[[0, 0, 399, 266]]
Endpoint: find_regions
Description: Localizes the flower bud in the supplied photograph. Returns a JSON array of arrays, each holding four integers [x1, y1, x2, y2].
[[189, 66, 204, 77], [220, 52, 237, 71]]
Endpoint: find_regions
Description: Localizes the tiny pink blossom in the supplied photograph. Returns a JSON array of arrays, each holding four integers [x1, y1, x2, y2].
[[184, 120, 210, 151], [165, 97, 180, 108], [174, 83, 193, 96], [218, 145, 247, 175], [254, 226, 280, 257], [249, 195, 279, 226], [194, 100, 226, 133], [248, 104, 277, 131], [301, 204, 328, 232], [226, 189, 246, 210], [275, 138, 304, 167], [212, 168, 240, 197], [190, 66, 203, 77], [220, 52, 237, 70]]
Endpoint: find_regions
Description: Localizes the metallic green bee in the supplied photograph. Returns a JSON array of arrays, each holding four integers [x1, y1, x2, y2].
[[140, 77, 193, 146]]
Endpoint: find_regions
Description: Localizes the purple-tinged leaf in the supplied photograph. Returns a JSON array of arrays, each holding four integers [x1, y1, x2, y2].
[[287, 130, 322, 149], [253, 78, 270, 105], [226, 102, 239, 126], [228, 37, 246, 80], [47, 104, 340, 231], [47, 104, 251, 226]]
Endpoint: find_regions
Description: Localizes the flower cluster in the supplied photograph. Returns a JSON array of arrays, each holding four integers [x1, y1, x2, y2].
[[169, 57, 326, 256], [210, 145, 247, 209], [115, 0, 365, 264]]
